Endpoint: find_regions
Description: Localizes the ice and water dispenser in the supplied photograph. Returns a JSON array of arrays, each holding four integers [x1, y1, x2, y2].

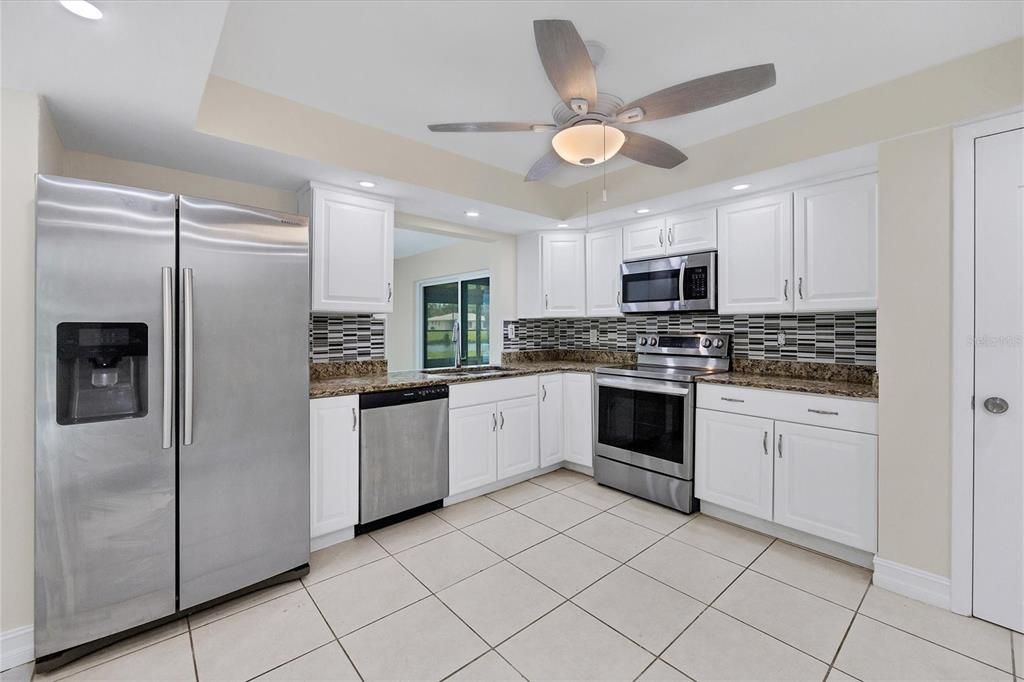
[[55, 322, 148, 425]]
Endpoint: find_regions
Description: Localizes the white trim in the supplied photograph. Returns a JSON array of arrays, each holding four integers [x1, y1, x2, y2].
[[950, 111, 1024, 617], [310, 525, 355, 553], [0, 624, 34, 672], [873, 557, 951, 610]]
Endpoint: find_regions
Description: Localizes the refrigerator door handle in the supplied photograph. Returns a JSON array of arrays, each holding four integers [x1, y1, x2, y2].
[[183, 267, 195, 446], [162, 267, 174, 449]]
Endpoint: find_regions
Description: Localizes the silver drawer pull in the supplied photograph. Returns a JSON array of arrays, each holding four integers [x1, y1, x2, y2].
[[808, 408, 839, 416], [721, 397, 745, 403]]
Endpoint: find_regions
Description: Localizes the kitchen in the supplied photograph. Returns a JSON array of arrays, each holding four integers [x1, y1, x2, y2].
[[2, 2, 1022, 681]]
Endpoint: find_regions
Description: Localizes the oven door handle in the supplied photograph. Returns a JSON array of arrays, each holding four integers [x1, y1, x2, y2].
[[596, 375, 691, 397]]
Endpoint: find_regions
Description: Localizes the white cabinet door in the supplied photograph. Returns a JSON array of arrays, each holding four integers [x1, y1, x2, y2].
[[449, 403, 498, 495], [694, 409, 774, 520], [773, 422, 877, 551], [497, 396, 539, 479], [717, 192, 794, 314], [622, 218, 667, 261], [539, 375, 564, 467], [665, 209, 717, 255], [586, 227, 623, 317], [542, 232, 587, 317], [309, 184, 394, 313], [794, 174, 878, 312], [563, 373, 593, 467], [309, 396, 360, 538]]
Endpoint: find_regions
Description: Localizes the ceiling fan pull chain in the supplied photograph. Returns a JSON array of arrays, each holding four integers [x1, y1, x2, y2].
[[602, 123, 608, 202]]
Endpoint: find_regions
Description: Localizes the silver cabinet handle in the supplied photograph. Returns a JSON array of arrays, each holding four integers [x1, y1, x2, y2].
[[798, 276, 804, 299], [808, 408, 839, 416], [387, 282, 392, 302], [777, 434, 783, 458], [491, 413, 496, 431], [667, 226, 674, 245], [183, 267, 195, 446], [542, 385, 547, 401], [500, 412, 505, 429], [721, 397, 745, 403], [658, 229, 664, 246], [545, 294, 549, 310], [352, 407, 358, 431], [783, 279, 789, 301], [161, 267, 174, 449], [763, 431, 768, 456]]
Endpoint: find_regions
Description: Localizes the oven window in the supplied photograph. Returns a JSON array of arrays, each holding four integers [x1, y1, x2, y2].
[[597, 385, 686, 465], [622, 269, 679, 303]]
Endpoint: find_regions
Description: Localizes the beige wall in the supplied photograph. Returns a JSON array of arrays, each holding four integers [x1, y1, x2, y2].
[[388, 234, 516, 371], [876, 128, 954, 577]]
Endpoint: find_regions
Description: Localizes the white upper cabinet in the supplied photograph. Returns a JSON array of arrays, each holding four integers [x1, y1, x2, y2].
[[541, 232, 587, 317], [717, 192, 794, 315], [622, 218, 667, 261], [538, 375, 564, 468], [665, 209, 717, 256], [794, 174, 878, 312], [309, 396, 360, 539], [302, 182, 394, 313], [585, 227, 623, 317]]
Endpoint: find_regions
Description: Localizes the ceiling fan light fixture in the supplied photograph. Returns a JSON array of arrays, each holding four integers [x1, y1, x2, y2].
[[551, 124, 625, 167], [731, 183, 751, 191]]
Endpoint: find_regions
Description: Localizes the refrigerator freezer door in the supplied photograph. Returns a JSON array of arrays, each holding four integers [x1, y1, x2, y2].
[[35, 176, 178, 657], [177, 197, 310, 609]]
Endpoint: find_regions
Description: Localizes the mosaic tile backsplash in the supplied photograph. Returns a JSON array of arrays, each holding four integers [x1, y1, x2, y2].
[[503, 312, 876, 366], [310, 314, 385, 362]]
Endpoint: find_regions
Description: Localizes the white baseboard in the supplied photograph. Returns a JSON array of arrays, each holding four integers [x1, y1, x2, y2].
[[1, 624, 34, 672], [873, 556, 951, 609]]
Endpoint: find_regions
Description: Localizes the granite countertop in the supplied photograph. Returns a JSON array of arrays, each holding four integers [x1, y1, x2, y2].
[[309, 351, 635, 399], [694, 358, 878, 400]]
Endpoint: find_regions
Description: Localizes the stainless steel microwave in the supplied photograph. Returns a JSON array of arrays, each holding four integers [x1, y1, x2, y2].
[[620, 251, 717, 313]]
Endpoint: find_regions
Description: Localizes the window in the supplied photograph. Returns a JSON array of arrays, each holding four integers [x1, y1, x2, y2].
[[421, 275, 490, 368]]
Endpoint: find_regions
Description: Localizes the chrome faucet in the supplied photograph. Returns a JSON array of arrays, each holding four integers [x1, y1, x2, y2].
[[452, 319, 462, 369]]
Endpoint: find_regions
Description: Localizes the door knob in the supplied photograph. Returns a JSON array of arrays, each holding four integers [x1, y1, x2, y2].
[[983, 397, 1010, 414]]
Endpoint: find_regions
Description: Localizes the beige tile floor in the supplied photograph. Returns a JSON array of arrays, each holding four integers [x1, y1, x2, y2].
[[8, 469, 1020, 682]]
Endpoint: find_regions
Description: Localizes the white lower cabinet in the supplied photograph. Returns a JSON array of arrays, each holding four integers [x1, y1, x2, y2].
[[538, 375, 564, 467], [563, 373, 594, 467], [773, 422, 877, 551], [695, 410, 774, 520], [496, 396, 540, 479], [449, 403, 499, 495], [310, 396, 360, 539]]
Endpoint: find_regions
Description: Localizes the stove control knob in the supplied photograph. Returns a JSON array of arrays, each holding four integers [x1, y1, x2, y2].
[[648, 336, 658, 346], [701, 338, 712, 348], [713, 338, 725, 349], [638, 337, 648, 346]]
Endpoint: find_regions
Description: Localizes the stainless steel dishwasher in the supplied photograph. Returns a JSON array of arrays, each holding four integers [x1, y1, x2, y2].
[[359, 385, 449, 527]]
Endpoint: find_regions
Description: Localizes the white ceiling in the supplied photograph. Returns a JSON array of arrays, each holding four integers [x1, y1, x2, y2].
[[394, 227, 465, 259], [211, 0, 1022, 186]]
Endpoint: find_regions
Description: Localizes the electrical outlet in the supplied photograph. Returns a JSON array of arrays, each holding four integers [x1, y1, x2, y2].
[[777, 331, 787, 346], [507, 323, 516, 341], [590, 329, 598, 344]]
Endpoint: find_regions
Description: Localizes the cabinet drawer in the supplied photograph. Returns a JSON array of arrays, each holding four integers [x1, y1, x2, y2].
[[449, 376, 538, 409], [696, 383, 877, 434]]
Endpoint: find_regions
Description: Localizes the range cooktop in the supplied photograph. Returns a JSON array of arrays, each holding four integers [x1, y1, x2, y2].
[[594, 333, 732, 383]]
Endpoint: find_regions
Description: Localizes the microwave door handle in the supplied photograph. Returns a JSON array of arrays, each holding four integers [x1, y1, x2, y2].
[[596, 375, 691, 397], [678, 259, 686, 304]]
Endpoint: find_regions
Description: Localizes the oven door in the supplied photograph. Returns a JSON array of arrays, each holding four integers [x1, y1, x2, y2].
[[619, 252, 716, 313], [594, 374, 695, 480]]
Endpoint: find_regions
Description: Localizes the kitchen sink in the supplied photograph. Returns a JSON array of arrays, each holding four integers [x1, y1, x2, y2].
[[424, 366, 508, 378]]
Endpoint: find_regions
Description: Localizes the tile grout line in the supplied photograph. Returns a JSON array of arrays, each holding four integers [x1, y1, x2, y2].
[[186, 622, 199, 682], [298, 579, 367, 682], [824, 580, 871, 681]]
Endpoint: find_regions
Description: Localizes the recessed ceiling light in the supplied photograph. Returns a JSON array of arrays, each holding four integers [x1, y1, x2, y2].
[[635, 208, 651, 215], [358, 180, 376, 188], [465, 210, 480, 218], [557, 223, 569, 228], [731, 183, 751, 191], [59, 0, 103, 20]]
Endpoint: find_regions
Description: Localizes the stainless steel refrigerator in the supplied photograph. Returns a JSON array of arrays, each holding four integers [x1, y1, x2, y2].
[[34, 176, 311, 668]]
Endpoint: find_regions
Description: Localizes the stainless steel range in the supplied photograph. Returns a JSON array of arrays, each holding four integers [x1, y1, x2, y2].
[[593, 333, 731, 513]]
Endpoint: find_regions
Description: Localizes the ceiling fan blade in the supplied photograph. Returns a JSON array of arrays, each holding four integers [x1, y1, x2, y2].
[[533, 19, 598, 108], [620, 132, 688, 169], [428, 122, 556, 133], [525, 149, 564, 182], [619, 64, 776, 122]]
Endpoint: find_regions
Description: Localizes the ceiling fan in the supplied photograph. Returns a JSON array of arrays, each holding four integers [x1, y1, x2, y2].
[[428, 19, 776, 182]]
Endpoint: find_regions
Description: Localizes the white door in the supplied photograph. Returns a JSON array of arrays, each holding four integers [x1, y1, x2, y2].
[[622, 218, 667, 261], [563, 373, 594, 467], [542, 232, 587, 317], [539, 375, 565, 467], [717, 192, 794, 314], [665, 209, 717, 256], [773, 422, 877, 552], [309, 396, 360, 538], [310, 185, 394, 313], [586, 227, 624, 317], [694, 409, 774, 520], [973, 126, 1023, 631], [449, 403, 498, 495], [496, 396, 540, 479], [794, 174, 878, 312]]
